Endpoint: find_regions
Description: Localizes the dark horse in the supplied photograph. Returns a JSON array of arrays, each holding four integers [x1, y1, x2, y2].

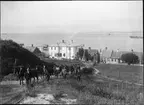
[[18, 66, 26, 85], [25, 67, 39, 84], [53, 65, 61, 78], [36, 65, 45, 79], [43, 65, 52, 82], [76, 65, 82, 81]]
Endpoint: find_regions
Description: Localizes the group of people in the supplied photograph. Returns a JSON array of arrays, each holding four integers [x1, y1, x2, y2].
[[53, 64, 83, 80], [14, 63, 84, 85]]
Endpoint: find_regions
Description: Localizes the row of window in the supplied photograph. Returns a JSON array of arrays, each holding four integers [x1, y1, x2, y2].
[[51, 53, 66, 57], [51, 47, 57, 50], [51, 53, 75, 58], [50, 47, 72, 50], [105, 58, 119, 62]]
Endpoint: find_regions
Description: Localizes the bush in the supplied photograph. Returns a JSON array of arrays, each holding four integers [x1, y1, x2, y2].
[[121, 53, 139, 65], [82, 67, 94, 75]]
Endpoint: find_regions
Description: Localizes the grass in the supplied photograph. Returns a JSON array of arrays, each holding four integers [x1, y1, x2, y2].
[[96, 64, 143, 84], [1, 64, 143, 104], [41, 73, 143, 105]]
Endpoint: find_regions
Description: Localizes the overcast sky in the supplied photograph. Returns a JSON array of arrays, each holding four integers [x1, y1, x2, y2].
[[1, 1, 143, 52]]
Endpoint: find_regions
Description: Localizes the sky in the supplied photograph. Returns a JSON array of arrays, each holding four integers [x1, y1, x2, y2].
[[1, 1, 143, 52]]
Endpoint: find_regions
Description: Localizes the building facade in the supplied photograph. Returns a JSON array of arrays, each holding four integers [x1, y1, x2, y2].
[[100, 48, 113, 64], [48, 40, 84, 60]]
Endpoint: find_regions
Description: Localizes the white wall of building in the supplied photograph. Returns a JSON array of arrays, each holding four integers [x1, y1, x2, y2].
[[48, 46, 80, 59], [48, 46, 59, 58], [39, 40, 83, 59]]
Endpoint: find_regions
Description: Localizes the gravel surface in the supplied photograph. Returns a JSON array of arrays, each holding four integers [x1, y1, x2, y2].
[[20, 93, 77, 104]]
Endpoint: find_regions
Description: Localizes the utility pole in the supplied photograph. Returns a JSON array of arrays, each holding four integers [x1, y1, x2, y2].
[[57, 42, 60, 59], [82, 48, 85, 61]]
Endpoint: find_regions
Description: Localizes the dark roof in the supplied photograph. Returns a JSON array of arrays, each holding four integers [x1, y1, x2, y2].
[[111, 51, 128, 59], [111, 51, 121, 58], [25, 46, 41, 53], [101, 50, 112, 58]]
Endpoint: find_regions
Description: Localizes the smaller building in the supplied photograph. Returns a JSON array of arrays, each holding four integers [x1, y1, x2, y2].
[[100, 47, 143, 64], [25, 44, 41, 56], [37, 45, 49, 57], [110, 50, 123, 64], [100, 48, 113, 64], [88, 47, 99, 63], [19, 43, 24, 47]]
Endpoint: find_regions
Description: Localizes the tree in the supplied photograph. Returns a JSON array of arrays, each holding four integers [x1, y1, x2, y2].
[[0, 40, 42, 75], [76, 48, 84, 60], [97, 52, 100, 63], [84, 49, 89, 61], [121, 53, 139, 65]]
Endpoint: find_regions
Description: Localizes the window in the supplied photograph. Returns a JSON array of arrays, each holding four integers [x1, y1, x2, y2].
[[69, 47, 71, 50], [43, 47, 48, 51], [63, 53, 65, 57], [51, 47, 52, 50], [60, 53, 62, 57]]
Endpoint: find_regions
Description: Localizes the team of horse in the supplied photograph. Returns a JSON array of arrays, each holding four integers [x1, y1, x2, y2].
[[13, 63, 84, 85]]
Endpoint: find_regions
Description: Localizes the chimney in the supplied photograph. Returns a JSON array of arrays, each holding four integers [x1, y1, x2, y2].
[[62, 40, 65, 43], [100, 49, 102, 52], [88, 47, 91, 50], [20, 43, 24, 47], [105, 47, 107, 50], [31, 44, 33, 47], [131, 49, 134, 53]]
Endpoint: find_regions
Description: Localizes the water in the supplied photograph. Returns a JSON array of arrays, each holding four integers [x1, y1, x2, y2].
[[1, 32, 143, 52]]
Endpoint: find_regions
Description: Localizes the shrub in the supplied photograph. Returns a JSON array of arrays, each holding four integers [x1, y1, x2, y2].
[[121, 53, 139, 65], [82, 67, 94, 75]]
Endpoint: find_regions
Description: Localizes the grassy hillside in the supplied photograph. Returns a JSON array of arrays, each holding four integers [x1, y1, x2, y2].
[[0, 40, 47, 76], [96, 64, 143, 84], [43, 58, 84, 66]]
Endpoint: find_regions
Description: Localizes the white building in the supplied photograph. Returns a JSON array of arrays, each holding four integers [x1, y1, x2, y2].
[[48, 40, 84, 60]]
